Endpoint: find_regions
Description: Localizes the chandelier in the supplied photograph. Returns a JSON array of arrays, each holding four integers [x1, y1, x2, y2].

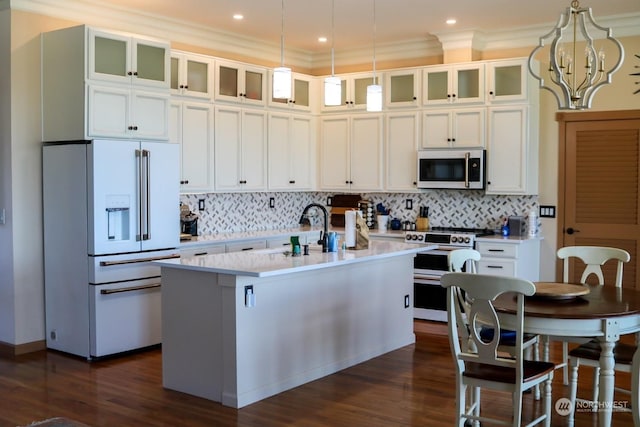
[[527, 0, 624, 110]]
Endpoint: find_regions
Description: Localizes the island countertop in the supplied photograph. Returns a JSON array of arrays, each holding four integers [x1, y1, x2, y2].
[[157, 240, 434, 278]]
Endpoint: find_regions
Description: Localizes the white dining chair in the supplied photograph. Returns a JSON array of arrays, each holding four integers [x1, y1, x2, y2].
[[551, 246, 631, 386], [441, 272, 556, 427], [448, 249, 541, 397]]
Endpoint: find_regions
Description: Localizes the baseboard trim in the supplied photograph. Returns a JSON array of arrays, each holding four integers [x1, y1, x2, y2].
[[0, 339, 46, 358]]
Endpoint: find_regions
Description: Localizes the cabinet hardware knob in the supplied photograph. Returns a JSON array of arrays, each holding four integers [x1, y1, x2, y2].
[[184, 85, 188, 89], [447, 138, 451, 142], [179, 85, 184, 89], [289, 180, 295, 184], [447, 94, 451, 98], [413, 96, 417, 100], [345, 180, 349, 184], [489, 91, 494, 95], [133, 71, 138, 76], [133, 126, 138, 130], [452, 93, 456, 97], [128, 126, 133, 130], [127, 71, 133, 76]]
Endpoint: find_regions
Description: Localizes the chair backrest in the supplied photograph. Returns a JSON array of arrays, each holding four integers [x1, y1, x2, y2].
[[441, 272, 536, 379], [557, 246, 630, 287], [448, 248, 481, 273]]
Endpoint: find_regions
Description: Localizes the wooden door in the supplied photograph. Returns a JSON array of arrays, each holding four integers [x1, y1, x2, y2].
[[558, 110, 640, 289]]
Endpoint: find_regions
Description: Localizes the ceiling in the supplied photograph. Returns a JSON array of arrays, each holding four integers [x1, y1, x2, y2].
[[95, 0, 639, 53]]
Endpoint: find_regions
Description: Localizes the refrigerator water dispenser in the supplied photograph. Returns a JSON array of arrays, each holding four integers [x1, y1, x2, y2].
[[106, 195, 130, 241]]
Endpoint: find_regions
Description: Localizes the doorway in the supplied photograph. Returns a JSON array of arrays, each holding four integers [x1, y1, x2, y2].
[[557, 110, 640, 289]]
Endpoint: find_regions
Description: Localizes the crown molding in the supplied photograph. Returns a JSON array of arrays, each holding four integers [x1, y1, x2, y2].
[[8, 0, 640, 70]]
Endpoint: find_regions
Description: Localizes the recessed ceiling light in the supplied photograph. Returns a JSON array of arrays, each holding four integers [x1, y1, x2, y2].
[[233, 14, 244, 20], [318, 36, 328, 43], [446, 18, 457, 25]]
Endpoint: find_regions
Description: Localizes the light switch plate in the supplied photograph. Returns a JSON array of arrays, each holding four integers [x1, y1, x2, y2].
[[539, 205, 556, 218]]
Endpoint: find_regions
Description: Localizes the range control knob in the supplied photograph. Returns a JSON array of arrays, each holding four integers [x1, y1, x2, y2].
[[451, 236, 458, 243], [464, 237, 471, 244], [417, 234, 424, 241]]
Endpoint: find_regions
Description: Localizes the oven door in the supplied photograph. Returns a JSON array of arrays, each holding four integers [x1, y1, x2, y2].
[[413, 249, 451, 322]]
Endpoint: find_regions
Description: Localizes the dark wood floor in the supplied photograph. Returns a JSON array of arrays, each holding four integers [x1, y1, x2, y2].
[[0, 321, 635, 427]]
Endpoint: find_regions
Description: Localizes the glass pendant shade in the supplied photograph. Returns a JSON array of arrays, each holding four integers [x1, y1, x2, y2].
[[366, 84, 382, 112], [273, 66, 292, 99], [324, 76, 341, 106]]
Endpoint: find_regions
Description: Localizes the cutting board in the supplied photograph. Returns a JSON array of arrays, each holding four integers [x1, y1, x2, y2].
[[533, 282, 590, 299]]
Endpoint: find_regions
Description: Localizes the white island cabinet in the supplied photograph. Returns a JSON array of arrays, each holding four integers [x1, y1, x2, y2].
[[156, 240, 432, 408]]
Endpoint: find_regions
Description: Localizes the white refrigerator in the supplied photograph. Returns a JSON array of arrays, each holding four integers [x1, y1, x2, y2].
[[43, 139, 179, 358]]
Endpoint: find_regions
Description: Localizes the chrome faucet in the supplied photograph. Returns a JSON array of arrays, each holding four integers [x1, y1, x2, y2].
[[299, 203, 329, 252]]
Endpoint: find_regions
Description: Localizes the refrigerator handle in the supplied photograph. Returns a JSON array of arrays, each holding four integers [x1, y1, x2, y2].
[[142, 149, 151, 240], [135, 149, 143, 242]]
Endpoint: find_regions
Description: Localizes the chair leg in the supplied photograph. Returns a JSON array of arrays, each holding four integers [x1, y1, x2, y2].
[[568, 358, 579, 427], [592, 366, 600, 404], [544, 377, 553, 427], [563, 341, 569, 385], [534, 341, 541, 400], [457, 382, 466, 427], [512, 387, 523, 427]]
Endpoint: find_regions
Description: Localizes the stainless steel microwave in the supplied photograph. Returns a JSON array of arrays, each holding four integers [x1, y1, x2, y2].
[[417, 149, 486, 190]]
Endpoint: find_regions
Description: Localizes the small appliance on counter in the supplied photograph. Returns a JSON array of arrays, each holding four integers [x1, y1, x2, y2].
[[416, 206, 429, 231], [180, 203, 198, 237]]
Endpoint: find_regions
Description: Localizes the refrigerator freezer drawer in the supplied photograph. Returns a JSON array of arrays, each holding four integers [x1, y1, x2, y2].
[[90, 278, 162, 357], [90, 250, 179, 284]]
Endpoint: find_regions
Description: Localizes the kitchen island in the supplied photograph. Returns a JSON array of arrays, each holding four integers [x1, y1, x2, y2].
[[156, 240, 433, 408]]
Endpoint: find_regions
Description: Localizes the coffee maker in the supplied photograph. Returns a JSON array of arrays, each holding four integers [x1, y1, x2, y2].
[[180, 204, 198, 237]]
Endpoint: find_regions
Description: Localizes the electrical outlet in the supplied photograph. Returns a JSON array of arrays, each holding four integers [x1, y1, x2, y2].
[[405, 199, 413, 210], [198, 199, 205, 211], [404, 294, 410, 308], [326, 196, 333, 206], [0, 208, 5, 225], [50, 330, 57, 340], [269, 197, 275, 208], [245, 285, 255, 307]]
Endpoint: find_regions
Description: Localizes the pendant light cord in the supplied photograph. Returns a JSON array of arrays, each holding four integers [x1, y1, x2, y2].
[[280, 0, 285, 67], [331, 0, 335, 76], [372, 0, 377, 84]]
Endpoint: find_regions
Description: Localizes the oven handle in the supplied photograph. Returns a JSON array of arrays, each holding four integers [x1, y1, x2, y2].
[[414, 273, 442, 282], [100, 283, 161, 295], [464, 151, 470, 188]]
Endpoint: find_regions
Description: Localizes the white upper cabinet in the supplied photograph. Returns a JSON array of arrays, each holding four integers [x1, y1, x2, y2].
[[486, 58, 530, 103], [385, 69, 420, 108], [386, 112, 419, 191], [421, 108, 485, 149], [88, 28, 170, 89], [321, 73, 375, 112], [214, 106, 267, 191], [268, 112, 314, 191], [268, 72, 313, 112], [214, 59, 267, 106], [485, 105, 538, 195], [170, 51, 214, 99], [169, 101, 214, 193], [422, 63, 485, 106], [319, 114, 383, 191]]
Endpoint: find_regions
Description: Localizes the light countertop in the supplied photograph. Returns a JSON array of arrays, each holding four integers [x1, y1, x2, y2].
[[159, 240, 434, 278]]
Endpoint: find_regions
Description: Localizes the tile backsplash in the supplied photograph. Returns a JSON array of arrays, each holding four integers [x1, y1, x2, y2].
[[181, 191, 538, 235]]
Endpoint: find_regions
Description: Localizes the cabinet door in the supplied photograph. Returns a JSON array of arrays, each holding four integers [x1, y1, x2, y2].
[[487, 59, 528, 103], [422, 110, 451, 148], [352, 75, 375, 109], [452, 108, 485, 148], [181, 102, 214, 192], [132, 38, 170, 88], [88, 29, 131, 85], [289, 115, 313, 189], [87, 84, 130, 138], [241, 110, 267, 190], [486, 106, 532, 194], [453, 64, 484, 104], [422, 66, 451, 105], [214, 106, 242, 190], [350, 115, 383, 191], [215, 60, 266, 106], [269, 73, 311, 111], [385, 69, 419, 108], [320, 116, 350, 190], [131, 90, 170, 140], [386, 112, 418, 191], [243, 65, 267, 106], [171, 52, 213, 99]]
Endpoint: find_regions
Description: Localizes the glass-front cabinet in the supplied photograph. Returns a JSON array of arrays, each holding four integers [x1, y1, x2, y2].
[[486, 58, 529, 103], [321, 73, 375, 111], [170, 51, 213, 99], [88, 28, 170, 89], [268, 72, 312, 111], [215, 59, 267, 106], [422, 63, 484, 106], [385, 69, 420, 108]]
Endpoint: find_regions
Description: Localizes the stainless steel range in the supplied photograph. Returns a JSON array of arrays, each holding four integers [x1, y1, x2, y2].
[[405, 227, 493, 322]]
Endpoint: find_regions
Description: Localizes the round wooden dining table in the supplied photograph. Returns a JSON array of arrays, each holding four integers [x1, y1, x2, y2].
[[494, 282, 640, 427]]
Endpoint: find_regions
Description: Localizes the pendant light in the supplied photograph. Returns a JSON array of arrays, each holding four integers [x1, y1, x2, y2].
[[273, 0, 292, 99], [527, 0, 624, 110], [324, 0, 341, 106], [366, 0, 382, 112]]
